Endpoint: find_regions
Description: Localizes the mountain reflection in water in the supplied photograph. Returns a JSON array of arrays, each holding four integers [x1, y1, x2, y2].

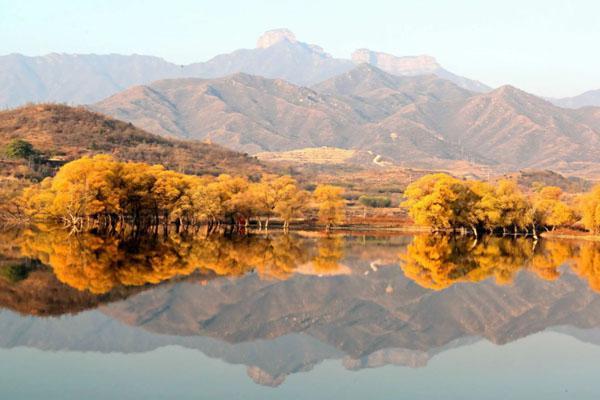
[[1, 226, 600, 388]]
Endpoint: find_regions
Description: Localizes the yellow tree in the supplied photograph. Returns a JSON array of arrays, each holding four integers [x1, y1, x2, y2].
[[494, 179, 531, 234], [47, 155, 119, 227], [533, 186, 576, 230], [249, 175, 303, 229], [273, 180, 308, 231], [313, 185, 345, 231], [402, 173, 479, 232], [580, 185, 600, 234], [469, 180, 501, 233]]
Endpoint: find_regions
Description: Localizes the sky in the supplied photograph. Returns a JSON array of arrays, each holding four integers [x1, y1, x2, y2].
[[1, 0, 599, 97]]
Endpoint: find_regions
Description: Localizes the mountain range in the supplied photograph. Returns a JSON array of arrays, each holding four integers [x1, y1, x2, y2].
[[0, 29, 495, 109], [92, 64, 600, 175], [3, 28, 600, 176], [2, 28, 598, 110]]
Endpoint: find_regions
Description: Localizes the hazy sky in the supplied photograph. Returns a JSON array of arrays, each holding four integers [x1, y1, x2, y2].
[[1, 0, 599, 97]]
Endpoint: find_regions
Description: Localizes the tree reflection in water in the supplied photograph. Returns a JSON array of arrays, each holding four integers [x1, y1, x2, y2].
[[1, 226, 346, 294], [399, 234, 598, 290], [2, 226, 600, 298]]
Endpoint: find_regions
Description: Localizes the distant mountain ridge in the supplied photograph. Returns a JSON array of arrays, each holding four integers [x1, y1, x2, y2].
[[551, 88, 600, 109], [351, 49, 491, 93], [0, 29, 489, 108], [92, 64, 600, 174]]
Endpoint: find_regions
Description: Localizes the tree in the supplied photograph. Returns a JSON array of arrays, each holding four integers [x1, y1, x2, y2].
[[532, 186, 576, 230], [272, 178, 308, 230], [313, 185, 345, 231], [493, 179, 531, 234], [469, 180, 501, 232], [4, 139, 37, 160], [402, 174, 480, 233], [580, 185, 600, 234]]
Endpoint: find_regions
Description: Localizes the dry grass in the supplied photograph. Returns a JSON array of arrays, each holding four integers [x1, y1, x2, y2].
[[0, 104, 272, 179], [256, 147, 358, 165]]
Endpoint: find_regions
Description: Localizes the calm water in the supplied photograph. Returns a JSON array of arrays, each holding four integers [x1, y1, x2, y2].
[[1, 227, 600, 399]]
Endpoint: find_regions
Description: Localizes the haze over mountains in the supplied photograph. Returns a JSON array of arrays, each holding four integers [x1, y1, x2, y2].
[[92, 64, 600, 175], [552, 89, 600, 109], [3, 28, 596, 110]]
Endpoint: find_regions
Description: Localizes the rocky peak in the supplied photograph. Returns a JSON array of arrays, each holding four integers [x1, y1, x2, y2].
[[256, 28, 298, 48], [351, 49, 441, 75]]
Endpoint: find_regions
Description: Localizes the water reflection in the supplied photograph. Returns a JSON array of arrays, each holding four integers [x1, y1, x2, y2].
[[2, 227, 600, 388], [1, 226, 347, 295], [3, 227, 600, 296]]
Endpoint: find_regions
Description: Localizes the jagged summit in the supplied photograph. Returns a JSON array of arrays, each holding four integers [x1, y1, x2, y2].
[[352, 49, 441, 74], [256, 28, 298, 48], [351, 48, 490, 93]]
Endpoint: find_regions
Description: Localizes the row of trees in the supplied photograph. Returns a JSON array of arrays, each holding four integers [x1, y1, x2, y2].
[[18, 155, 346, 232], [402, 173, 581, 237]]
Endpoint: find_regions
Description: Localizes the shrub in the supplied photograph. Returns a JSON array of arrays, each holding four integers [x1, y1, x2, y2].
[[5, 139, 37, 160], [359, 195, 392, 208]]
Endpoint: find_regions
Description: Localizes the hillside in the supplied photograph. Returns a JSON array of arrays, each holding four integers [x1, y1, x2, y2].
[[93, 65, 600, 176], [93, 74, 368, 154], [0, 104, 269, 179], [93, 67, 486, 165]]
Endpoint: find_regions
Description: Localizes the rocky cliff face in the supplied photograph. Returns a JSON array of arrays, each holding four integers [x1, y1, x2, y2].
[[351, 48, 490, 92], [352, 49, 441, 74], [256, 28, 299, 49]]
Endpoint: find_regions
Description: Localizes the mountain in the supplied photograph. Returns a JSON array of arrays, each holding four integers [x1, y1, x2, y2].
[[93, 67, 487, 164], [351, 49, 491, 93], [0, 29, 352, 108], [0, 53, 185, 108], [183, 28, 354, 87], [552, 88, 600, 109], [0, 29, 490, 108], [390, 84, 600, 170], [0, 104, 269, 177], [93, 73, 365, 153], [93, 65, 600, 173]]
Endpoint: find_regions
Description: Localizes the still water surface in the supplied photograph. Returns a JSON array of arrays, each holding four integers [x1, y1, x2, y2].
[[1, 227, 600, 399]]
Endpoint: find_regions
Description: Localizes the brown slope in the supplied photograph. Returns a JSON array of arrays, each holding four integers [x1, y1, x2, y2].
[[0, 104, 269, 177], [92, 65, 600, 173], [93, 74, 368, 153], [393, 85, 600, 170], [93, 68, 481, 165], [313, 63, 473, 112]]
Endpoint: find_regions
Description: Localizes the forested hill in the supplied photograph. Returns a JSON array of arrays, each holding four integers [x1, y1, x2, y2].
[[0, 104, 270, 178]]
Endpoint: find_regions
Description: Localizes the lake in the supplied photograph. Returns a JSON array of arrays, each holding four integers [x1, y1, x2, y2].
[[1, 227, 600, 399]]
